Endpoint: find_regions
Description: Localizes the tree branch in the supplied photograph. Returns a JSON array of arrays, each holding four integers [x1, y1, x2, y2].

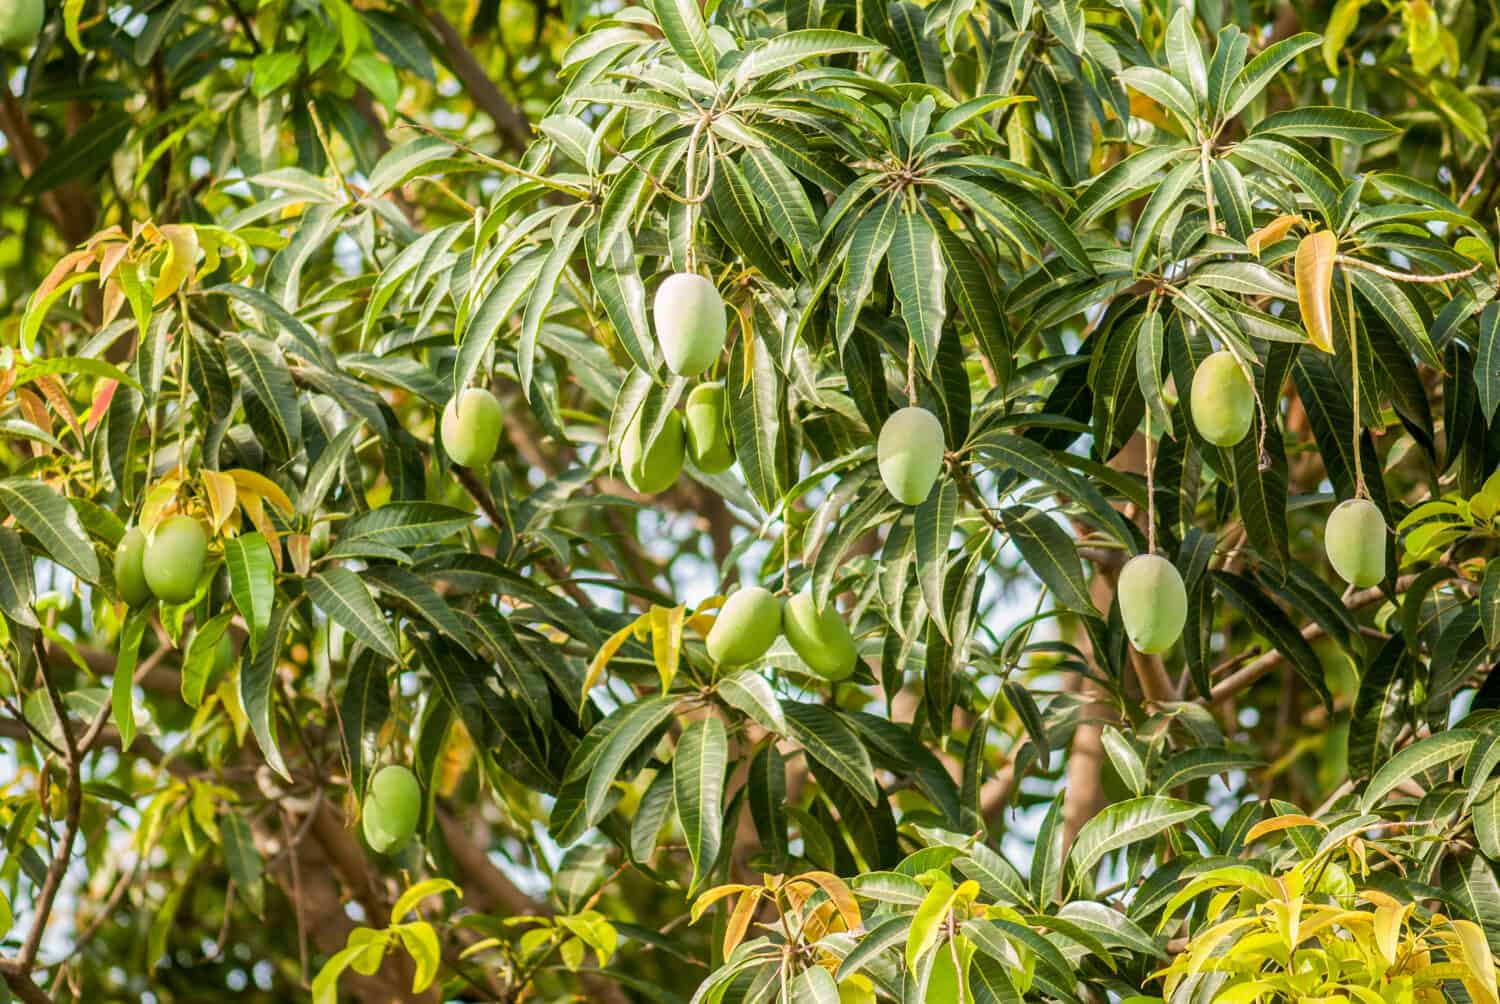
[[415, 4, 531, 151]]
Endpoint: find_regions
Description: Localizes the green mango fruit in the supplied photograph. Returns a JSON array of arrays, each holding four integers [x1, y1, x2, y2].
[[705, 586, 782, 666], [441, 387, 503, 468], [1117, 553, 1187, 654], [653, 272, 726, 377], [0, 0, 43, 49], [362, 764, 422, 854], [1325, 497, 1386, 587], [782, 590, 857, 681], [621, 408, 686, 494], [143, 516, 208, 605], [114, 528, 153, 607], [1190, 350, 1254, 447], [685, 381, 733, 474], [878, 407, 945, 505]]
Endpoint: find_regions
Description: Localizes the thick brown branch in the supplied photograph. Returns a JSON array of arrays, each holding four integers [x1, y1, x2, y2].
[[416, 4, 531, 151]]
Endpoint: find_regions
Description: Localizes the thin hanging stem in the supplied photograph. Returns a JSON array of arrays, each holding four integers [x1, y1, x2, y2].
[[1345, 266, 1367, 499], [1145, 409, 1157, 555], [1199, 140, 1217, 236], [906, 338, 918, 406], [683, 118, 710, 272]]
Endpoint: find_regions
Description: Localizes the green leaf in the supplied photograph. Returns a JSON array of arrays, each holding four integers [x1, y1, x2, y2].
[[0, 479, 100, 582], [226, 335, 302, 459], [736, 30, 883, 79], [1225, 33, 1320, 120], [649, 0, 717, 78], [1476, 303, 1500, 423], [577, 695, 679, 829], [1100, 726, 1147, 797], [1001, 506, 1093, 615], [112, 611, 148, 750], [0, 526, 39, 628], [21, 112, 132, 195], [888, 208, 948, 375], [340, 652, 391, 799], [741, 148, 820, 272], [181, 611, 234, 709], [241, 603, 297, 780], [1361, 730, 1478, 812], [453, 251, 546, 396], [1253, 106, 1399, 145], [308, 567, 400, 662], [1215, 571, 1330, 708], [782, 701, 879, 804], [1068, 797, 1206, 881], [673, 717, 726, 895], [915, 480, 956, 636], [224, 533, 276, 651]]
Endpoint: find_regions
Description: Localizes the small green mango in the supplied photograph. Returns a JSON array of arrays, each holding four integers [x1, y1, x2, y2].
[[441, 387, 503, 468], [1117, 553, 1187, 655], [1325, 497, 1386, 587], [0, 0, 43, 49], [878, 407, 946, 506], [114, 528, 152, 607], [621, 408, 686, 494], [143, 516, 208, 605], [362, 764, 422, 854], [705, 586, 782, 666], [654, 273, 726, 377], [782, 590, 857, 681], [684, 382, 734, 474], [1189, 350, 1254, 447]]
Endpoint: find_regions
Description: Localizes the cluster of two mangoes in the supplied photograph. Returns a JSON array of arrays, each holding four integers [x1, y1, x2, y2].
[[705, 586, 860, 681], [1118, 351, 1387, 655]]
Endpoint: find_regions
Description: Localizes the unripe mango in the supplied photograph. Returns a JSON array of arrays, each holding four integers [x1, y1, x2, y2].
[[705, 587, 782, 666], [0, 0, 43, 49], [621, 408, 686, 494], [782, 591, 857, 681], [441, 387, 503, 468], [1325, 498, 1386, 587], [1117, 553, 1187, 654], [684, 382, 733, 474], [143, 515, 208, 605], [1190, 350, 1254, 447], [654, 272, 726, 377], [114, 528, 152, 607], [362, 764, 421, 854], [878, 407, 945, 506]]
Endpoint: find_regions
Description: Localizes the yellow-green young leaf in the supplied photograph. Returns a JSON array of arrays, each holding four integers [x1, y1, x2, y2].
[[1246, 214, 1303, 256], [792, 871, 861, 932], [394, 922, 443, 992], [1449, 918, 1500, 1004], [723, 888, 761, 958], [650, 603, 686, 691], [690, 883, 753, 923], [580, 614, 648, 705], [905, 876, 957, 971], [390, 878, 461, 924], [1295, 230, 1338, 353], [1322, 0, 1367, 72], [1243, 813, 1324, 844]]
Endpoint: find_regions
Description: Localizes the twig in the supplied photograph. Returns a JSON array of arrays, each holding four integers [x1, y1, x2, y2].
[[1335, 256, 1481, 284]]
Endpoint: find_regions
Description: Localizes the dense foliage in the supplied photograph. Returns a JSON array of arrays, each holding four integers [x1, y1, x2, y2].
[[2, 0, 1500, 1002]]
